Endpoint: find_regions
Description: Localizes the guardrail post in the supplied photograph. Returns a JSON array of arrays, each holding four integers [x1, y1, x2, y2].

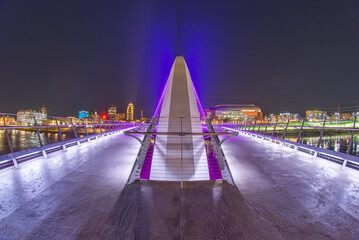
[[316, 116, 326, 148], [282, 117, 291, 139], [33, 116, 43, 147], [244, 121, 247, 131], [70, 118, 79, 140], [272, 118, 278, 137], [263, 121, 268, 135], [110, 121, 114, 131], [296, 119, 305, 143], [107, 121, 112, 132], [42, 150, 48, 158], [252, 121, 256, 131], [55, 118, 64, 141], [346, 116, 356, 155], [89, 119, 97, 134], [98, 120, 103, 134], [82, 119, 88, 136], [2, 114, 18, 167], [257, 124, 261, 133], [104, 121, 108, 132]]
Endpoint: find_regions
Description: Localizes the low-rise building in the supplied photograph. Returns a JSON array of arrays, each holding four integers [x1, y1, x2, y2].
[[0, 116, 16, 125], [116, 113, 126, 121], [205, 104, 263, 123], [17, 108, 47, 125], [306, 110, 327, 121], [268, 113, 300, 123]]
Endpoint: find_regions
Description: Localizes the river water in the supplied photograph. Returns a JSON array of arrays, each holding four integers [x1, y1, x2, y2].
[[284, 134, 359, 157], [0, 130, 87, 155], [1, 130, 359, 157]]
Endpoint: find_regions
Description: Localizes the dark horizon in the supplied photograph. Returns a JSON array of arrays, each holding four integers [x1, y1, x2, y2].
[[1, 1, 359, 118]]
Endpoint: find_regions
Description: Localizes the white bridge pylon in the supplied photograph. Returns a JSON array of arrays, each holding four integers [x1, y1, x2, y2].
[[149, 56, 210, 181]]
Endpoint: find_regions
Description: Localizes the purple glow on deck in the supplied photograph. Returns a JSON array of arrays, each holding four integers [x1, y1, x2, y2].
[[203, 130, 223, 180], [140, 134, 157, 180]]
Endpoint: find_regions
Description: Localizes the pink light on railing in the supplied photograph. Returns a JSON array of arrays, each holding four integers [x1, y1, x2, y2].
[[192, 83, 205, 117], [153, 82, 167, 117]]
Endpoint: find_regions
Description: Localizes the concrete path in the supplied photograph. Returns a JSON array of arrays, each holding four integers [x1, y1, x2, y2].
[[222, 134, 359, 239], [0, 133, 140, 239], [0, 132, 358, 239]]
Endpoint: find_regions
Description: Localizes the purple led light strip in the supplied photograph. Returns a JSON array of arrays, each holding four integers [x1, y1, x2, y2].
[[192, 83, 205, 117], [140, 133, 157, 180], [202, 128, 223, 180], [153, 82, 167, 117]]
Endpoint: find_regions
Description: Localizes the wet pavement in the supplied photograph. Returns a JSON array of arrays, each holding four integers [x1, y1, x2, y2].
[[0, 133, 358, 239]]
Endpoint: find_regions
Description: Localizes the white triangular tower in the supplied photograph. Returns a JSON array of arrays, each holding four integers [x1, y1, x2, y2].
[[150, 56, 210, 181]]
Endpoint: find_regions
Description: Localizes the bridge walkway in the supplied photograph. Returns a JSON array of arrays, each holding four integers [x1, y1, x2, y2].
[[0, 132, 358, 239], [222, 134, 359, 239], [0, 133, 140, 239]]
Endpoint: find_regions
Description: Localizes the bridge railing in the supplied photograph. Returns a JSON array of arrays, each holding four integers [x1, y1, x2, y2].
[[125, 116, 236, 183], [218, 116, 359, 170], [0, 113, 139, 169]]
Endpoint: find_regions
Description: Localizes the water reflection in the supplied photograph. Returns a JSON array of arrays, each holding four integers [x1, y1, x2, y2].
[[285, 134, 359, 156], [0, 130, 85, 155]]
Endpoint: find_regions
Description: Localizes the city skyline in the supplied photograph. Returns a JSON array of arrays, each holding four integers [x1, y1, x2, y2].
[[1, 1, 359, 116]]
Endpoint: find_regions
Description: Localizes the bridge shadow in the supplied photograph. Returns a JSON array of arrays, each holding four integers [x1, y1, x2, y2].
[[105, 180, 285, 240]]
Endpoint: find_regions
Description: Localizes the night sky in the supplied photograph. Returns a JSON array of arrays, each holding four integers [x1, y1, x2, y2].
[[1, 0, 359, 118]]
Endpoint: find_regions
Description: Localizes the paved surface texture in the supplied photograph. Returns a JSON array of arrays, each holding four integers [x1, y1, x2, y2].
[[0, 133, 358, 239], [222, 135, 359, 240], [0, 133, 139, 239]]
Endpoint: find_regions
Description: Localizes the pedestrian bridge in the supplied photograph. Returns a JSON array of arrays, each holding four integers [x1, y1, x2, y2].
[[0, 129, 359, 239], [0, 57, 359, 239]]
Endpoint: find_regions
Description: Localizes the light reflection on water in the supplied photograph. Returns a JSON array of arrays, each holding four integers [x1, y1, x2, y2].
[[0, 130, 86, 155], [285, 135, 359, 157]]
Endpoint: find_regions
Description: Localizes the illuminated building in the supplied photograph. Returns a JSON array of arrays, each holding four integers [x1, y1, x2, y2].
[[78, 110, 89, 119], [108, 104, 117, 120], [205, 104, 263, 122], [116, 113, 126, 121], [126, 102, 134, 122], [0, 116, 16, 125], [269, 113, 299, 123], [17, 108, 47, 125], [41, 105, 47, 114], [89, 111, 99, 120], [306, 110, 327, 121], [140, 110, 146, 123]]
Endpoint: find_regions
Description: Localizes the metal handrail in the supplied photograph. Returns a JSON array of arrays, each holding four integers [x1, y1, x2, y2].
[[0, 112, 140, 168], [220, 116, 358, 156], [224, 126, 359, 171]]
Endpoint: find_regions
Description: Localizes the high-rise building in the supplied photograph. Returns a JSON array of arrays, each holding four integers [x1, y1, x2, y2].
[[79, 110, 89, 119], [41, 105, 47, 114], [140, 110, 147, 123], [108, 104, 117, 120], [126, 102, 134, 122]]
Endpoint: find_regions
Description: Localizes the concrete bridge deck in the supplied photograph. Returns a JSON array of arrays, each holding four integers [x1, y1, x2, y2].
[[0, 132, 358, 239]]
